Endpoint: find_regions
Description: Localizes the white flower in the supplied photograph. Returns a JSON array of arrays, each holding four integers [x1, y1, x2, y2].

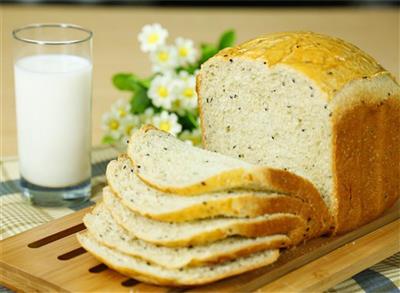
[[102, 112, 123, 139], [140, 108, 155, 124], [175, 37, 197, 65], [153, 111, 182, 136], [150, 45, 179, 73], [121, 115, 140, 142], [148, 74, 178, 109], [176, 74, 197, 110], [111, 98, 131, 118], [138, 23, 168, 52]]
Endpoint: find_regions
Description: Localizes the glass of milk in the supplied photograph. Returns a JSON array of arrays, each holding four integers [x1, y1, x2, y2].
[[13, 24, 93, 207]]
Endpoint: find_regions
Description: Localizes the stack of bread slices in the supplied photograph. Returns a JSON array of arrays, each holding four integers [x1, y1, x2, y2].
[[77, 125, 331, 286]]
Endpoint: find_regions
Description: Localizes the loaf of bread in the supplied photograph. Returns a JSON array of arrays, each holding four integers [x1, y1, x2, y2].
[[107, 155, 322, 238], [197, 32, 400, 233], [103, 187, 306, 246], [84, 203, 289, 269], [128, 125, 331, 235]]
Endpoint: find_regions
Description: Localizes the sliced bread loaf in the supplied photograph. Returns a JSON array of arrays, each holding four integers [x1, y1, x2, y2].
[[77, 231, 280, 286], [196, 32, 400, 233], [107, 155, 320, 238], [127, 125, 331, 234], [84, 203, 289, 269], [102, 187, 306, 247]]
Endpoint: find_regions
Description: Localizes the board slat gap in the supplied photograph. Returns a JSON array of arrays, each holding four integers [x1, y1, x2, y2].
[[57, 247, 87, 260], [88, 263, 108, 273], [28, 223, 86, 248], [121, 278, 140, 287]]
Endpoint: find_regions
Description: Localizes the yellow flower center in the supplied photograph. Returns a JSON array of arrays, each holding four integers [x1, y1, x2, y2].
[[125, 124, 134, 135], [159, 121, 171, 132], [108, 119, 120, 130], [173, 99, 181, 108], [183, 88, 194, 98], [147, 33, 159, 44], [118, 108, 127, 117], [157, 86, 169, 98], [179, 47, 188, 57], [157, 51, 169, 62]]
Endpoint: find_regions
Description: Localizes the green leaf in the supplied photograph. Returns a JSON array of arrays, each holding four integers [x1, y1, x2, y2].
[[113, 73, 142, 91], [178, 111, 198, 131], [102, 135, 116, 145], [130, 86, 152, 114], [199, 43, 219, 65], [218, 30, 236, 50]]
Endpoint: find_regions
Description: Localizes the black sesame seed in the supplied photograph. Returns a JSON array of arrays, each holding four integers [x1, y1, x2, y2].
[[201, 181, 206, 186], [306, 227, 310, 232], [271, 136, 275, 140], [324, 105, 328, 109], [206, 98, 209, 103], [287, 105, 291, 108], [137, 165, 141, 169], [282, 82, 286, 86], [145, 153, 150, 156], [223, 54, 228, 57], [226, 125, 231, 132], [130, 169, 134, 173], [202, 201, 207, 205], [238, 107, 241, 110], [302, 129, 305, 132], [263, 61, 267, 65], [229, 59, 233, 63], [328, 71, 333, 75], [284, 168, 288, 171], [292, 78, 296, 83], [329, 112, 332, 117], [233, 145, 237, 149], [309, 86, 313, 90], [362, 76, 368, 79], [264, 108, 268, 111], [248, 146, 252, 150], [123, 165, 127, 169], [163, 147, 168, 151], [388, 92, 391, 96]]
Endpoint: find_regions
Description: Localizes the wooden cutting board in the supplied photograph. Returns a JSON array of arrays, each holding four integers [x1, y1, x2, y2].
[[1, 202, 399, 293]]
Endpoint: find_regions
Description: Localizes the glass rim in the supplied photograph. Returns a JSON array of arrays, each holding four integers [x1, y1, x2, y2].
[[12, 23, 93, 45]]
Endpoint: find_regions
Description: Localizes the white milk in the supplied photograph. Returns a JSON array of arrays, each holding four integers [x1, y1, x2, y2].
[[14, 54, 92, 188]]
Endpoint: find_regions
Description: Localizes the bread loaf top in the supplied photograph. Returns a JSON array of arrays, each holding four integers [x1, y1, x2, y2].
[[215, 31, 392, 99]]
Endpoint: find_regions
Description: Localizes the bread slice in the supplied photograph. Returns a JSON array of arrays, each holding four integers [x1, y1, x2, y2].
[[77, 231, 280, 286], [84, 203, 289, 269], [107, 155, 320, 238], [127, 125, 331, 235], [102, 187, 306, 247], [196, 32, 400, 234]]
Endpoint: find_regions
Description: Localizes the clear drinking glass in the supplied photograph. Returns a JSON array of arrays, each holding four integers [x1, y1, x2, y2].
[[13, 24, 93, 207]]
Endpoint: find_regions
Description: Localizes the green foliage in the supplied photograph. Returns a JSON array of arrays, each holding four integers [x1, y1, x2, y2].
[[178, 110, 198, 131], [130, 86, 152, 114], [102, 135, 116, 144], [218, 30, 236, 50]]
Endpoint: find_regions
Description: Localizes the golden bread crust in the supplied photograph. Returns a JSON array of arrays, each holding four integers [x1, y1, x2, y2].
[[215, 31, 390, 99], [332, 78, 400, 233]]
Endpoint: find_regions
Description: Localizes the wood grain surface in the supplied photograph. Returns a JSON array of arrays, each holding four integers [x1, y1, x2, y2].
[[0, 201, 398, 292], [1, 5, 399, 156]]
